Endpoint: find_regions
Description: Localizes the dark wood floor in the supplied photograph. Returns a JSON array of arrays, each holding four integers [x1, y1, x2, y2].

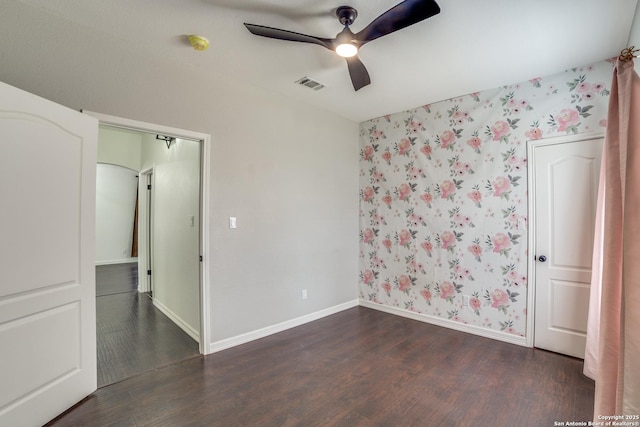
[[49, 306, 594, 426], [96, 263, 200, 387], [96, 262, 138, 296]]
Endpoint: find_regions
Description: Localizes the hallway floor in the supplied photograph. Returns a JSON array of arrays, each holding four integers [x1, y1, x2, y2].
[[96, 263, 200, 387]]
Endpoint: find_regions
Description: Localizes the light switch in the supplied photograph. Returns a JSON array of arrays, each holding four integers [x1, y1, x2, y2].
[[229, 217, 237, 229]]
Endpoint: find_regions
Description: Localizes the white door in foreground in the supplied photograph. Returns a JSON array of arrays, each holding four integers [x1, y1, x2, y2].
[[0, 81, 97, 426], [533, 136, 603, 359]]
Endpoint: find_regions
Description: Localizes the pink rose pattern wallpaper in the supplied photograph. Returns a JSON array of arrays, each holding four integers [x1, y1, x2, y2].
[[359, 59, 614, 337]]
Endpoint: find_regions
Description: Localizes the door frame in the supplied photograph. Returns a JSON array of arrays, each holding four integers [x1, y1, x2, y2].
[[83, 110, 212, 355], [525, 131, 603, 348], [138, 168, 154, 294]]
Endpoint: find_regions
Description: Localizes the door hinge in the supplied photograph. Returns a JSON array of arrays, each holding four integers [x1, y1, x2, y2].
[[147, 184, 152, 190], [147, 269, 152, 276], [199, 255, 203, 262]]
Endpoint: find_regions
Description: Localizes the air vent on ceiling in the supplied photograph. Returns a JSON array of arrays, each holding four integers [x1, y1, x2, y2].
[[295, 76, 326, 91]]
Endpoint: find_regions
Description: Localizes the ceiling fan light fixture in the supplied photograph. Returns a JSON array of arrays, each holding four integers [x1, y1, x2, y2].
[[336, 43, 358, 58]]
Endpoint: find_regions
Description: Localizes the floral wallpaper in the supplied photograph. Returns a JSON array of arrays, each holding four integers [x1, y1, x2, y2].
[[359, 59, 614, 337]]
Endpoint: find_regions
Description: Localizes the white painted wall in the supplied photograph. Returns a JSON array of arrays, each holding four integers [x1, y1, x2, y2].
[[97, 126, 142, 171], [0, 3, 360, 347], [141, 135, 201, 340], [95, 164, 139, 264], [95, 126, 143, 265]]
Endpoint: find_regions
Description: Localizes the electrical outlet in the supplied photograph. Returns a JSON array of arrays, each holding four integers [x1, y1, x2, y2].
[[302, 289, 308, 300], [229, 217, 237, 229]]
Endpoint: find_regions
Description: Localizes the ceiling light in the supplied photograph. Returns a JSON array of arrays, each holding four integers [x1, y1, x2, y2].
[[188, 35, 209, 51], [335, 43, 358, 58]]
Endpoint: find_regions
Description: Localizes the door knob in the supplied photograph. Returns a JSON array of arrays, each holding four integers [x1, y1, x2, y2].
[[538, 255, 547, 262]]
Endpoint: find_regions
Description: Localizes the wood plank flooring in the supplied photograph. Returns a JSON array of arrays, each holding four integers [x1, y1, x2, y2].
[[96, 263, 199, 387], [96, 262, 138, 296], [49, 306, 594, 426]]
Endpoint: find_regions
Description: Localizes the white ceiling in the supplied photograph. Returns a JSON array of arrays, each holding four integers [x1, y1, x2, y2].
[[8, 0, 640, 122]]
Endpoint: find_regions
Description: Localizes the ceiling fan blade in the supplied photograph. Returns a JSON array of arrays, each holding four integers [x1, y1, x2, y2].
[[345, 56, 371, 91], [355, 0, 440, 45], [244, 23, 333, 50]]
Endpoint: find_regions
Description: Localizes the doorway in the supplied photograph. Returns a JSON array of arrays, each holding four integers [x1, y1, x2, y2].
[[526, 133, 603, 359], [87, 111, 212, 386]]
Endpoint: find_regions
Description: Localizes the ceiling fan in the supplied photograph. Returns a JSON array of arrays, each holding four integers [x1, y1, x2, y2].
[[244, 0, 440, 91]]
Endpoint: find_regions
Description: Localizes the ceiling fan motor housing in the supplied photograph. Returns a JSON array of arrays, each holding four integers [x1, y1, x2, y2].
[[336, 6, 358, 26]]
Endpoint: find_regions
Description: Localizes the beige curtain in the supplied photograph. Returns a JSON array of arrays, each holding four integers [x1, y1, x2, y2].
[[584, 57, 640, 417]]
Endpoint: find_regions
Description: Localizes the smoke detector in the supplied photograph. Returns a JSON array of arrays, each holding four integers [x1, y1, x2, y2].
[[188, 35, 209, 51]]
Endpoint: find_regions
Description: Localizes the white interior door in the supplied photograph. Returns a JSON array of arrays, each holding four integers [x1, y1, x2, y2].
[[0, 81, 97, 426], [533, 135, 603, 359]]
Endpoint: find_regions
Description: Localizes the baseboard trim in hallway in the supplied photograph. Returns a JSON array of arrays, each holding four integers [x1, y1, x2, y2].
[[153, 296, 200, 342]]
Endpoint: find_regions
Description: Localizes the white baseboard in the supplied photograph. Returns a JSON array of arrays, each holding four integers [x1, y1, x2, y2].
[[96, 257, 138, 266], [207, 299, 359, 354], [205, 298, 525, 355], [153, 298, 200, 343], [359, 299, 528, 348]]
